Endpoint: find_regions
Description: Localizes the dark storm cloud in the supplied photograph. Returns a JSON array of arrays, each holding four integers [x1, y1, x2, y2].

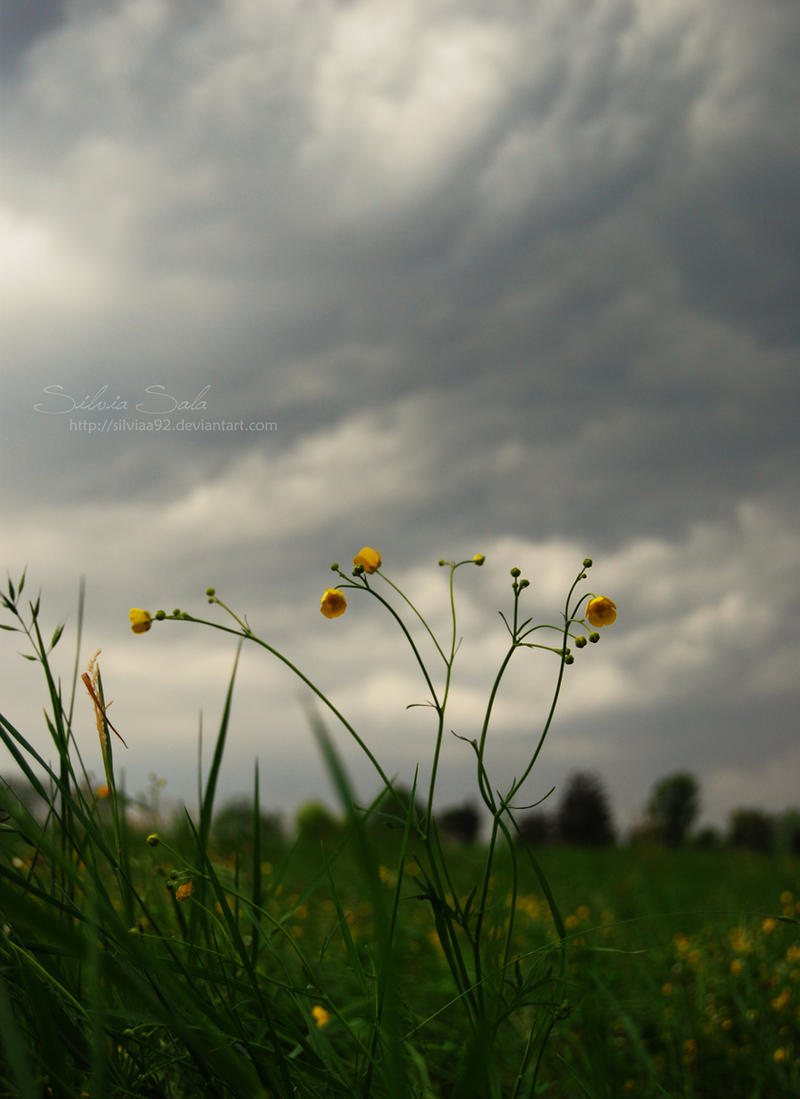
[[0, 0, 65, 77]]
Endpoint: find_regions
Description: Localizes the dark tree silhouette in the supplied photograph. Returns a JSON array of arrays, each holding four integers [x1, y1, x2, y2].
[[212, 798, 284, 854], [646, 771, 700, 847], [516, 811, 554, 846], [728, 808, 775, 853], [438, 801, 481, 845], [556, 771, 615, 847], [295, 800, 343, 844]]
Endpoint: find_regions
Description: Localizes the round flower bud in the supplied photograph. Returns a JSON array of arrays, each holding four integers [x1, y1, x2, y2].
[[583, 558, 593, 568], [575, 635, 587, 648], [472, 554, 486, 566], [519, 578, 530, 588], [330, 563, 339, 571], [320, 588, 347, 619], [438, 559, 446, 566], [155, 610, 166, 620], [589, 632, 600, 643], [510, 567, 521, 578], [146, 833, 160, 847], [205, 588, 216, 597], [172, 608, 181, 617], [564, 653, 575, 665]]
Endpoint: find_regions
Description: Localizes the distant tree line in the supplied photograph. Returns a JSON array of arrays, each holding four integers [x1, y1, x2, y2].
[[512, 769, 800, 855], [3, 770, 798, 855], [202, 770, 800, 855]]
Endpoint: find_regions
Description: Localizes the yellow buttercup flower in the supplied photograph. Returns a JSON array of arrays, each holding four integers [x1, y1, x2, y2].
[[129, 608, 152, 634], [353, 546, 381, 573], [311, 1005, 331, 1028], [320, 589, 347, 619], [175, 881, 193, 902], [586, 596, 617, 628]]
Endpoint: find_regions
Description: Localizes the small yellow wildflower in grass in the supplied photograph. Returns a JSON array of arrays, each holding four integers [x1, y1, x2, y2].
[[730, 958, 743, 976], [762, 917, 778, 934], [774, 1047, 788, 1063], [311, 1005, 331, 1028], [661, 982, 673, 997], [780, 890, 793, 905], [129, 608, 152, 634], [771, 989, 791, 1012], [565, 914, 580, 930], [96, 784, 110, 799], [353, 546, 381, 573], [586, 596, 616, 627], [175, 881, 193, 902], [320, 588, 347, 618], [729, 927, 753, 953]]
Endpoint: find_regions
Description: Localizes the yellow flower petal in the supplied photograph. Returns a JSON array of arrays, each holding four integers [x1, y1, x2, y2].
[[353, 546, 381, 573], [129, 608, 152, 634], [586, 596, 617, 628], [320, 588, 347, 618], [175, 881, 193, 902], [311, 1005, 331, 1028]]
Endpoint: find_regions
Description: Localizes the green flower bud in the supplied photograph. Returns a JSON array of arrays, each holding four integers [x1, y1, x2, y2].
[[575, 635, 587, 648], [589, 632, 600, 643], [510, 567, 521, 578], [564, 653, 574, 665], [146, 833, 160, 847], [205, 587, 216, 597], [172, 608, 181, 617], [583, 558, 593, 568], [330, 562, 339, 571], [519, 578, 530, 588], [155, 609, 166, 620], [438, 559, 447, 566], [472, 554, 486, 566]]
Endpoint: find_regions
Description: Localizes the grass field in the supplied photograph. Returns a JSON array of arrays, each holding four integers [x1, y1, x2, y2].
[[3, 799, 798, 1098]]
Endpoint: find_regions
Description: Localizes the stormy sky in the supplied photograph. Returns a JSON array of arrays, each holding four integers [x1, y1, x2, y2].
[[1, 0, 798, 835]]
